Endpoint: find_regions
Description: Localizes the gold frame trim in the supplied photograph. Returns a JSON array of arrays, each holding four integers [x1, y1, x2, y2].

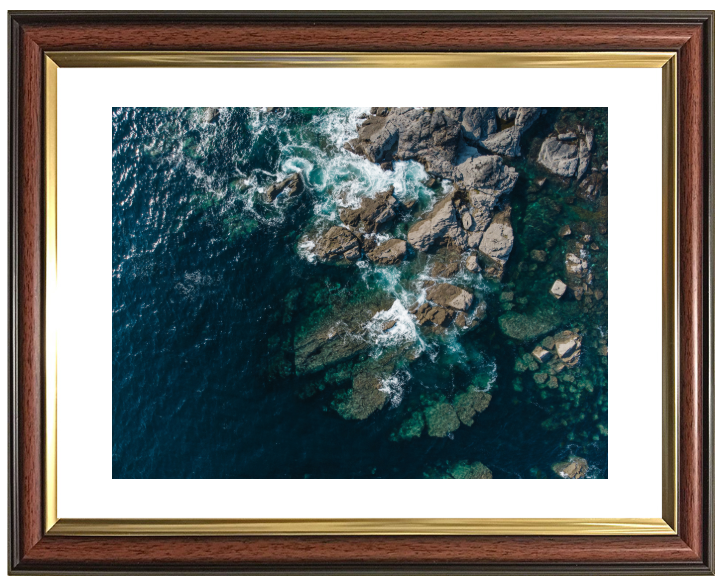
[[43, 51, 678, 537]]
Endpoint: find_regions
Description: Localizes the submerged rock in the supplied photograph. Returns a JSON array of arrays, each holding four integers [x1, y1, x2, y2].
[[499, 309, 561, 342], [447, 460, 493, 479], [313, 226, 361, 262], [426, 283, 473, 311], [530, 249, 547, 262], [266, 172, 304, 202], [294, 297, 393, 375], [334, 372, 388, 420], [339, 186, 402, 233], [552, 456, 589, 479], [424, 402, 461, 437], [295, 324, 369, 376], [453, 386, 492, 426], [366, 238, 408, 265], [393, 411, 425, 441]]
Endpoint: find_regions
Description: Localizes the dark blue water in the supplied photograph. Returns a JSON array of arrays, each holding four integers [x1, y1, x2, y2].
[[112, 107, 608, 479]]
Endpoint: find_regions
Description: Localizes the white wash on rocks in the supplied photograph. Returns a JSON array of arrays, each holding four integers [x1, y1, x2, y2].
[[340, 107, 569, 281]]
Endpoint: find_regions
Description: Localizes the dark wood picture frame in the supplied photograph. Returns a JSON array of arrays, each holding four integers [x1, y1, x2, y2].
[[8, 10, 714, 574]]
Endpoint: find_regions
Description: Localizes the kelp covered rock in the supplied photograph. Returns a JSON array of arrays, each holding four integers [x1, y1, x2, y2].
[[447, 460, 493, 479], [424, 402, 461, 437], [499, 309, 562, 342], [452, 386, 492, 426]]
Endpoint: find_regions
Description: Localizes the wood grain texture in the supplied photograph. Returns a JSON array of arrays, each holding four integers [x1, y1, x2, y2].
[[18, 535, 702, 566], [18, 22, 698, 52], [8, 11, 714, 575], [13, 23, 45, 565]]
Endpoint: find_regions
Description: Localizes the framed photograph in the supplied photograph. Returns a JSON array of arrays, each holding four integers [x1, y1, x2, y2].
[[8, 10, 714, 574]]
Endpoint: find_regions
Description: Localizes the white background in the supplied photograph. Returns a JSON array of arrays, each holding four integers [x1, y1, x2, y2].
[[0, 0, 717, 569], [58, 67, 661, 518]]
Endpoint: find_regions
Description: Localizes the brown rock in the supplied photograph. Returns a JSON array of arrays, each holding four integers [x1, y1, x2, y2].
[[426, 283, 473, 311], [266, 172, 304, 202], [414, 303, 454, 327], [366, 239, 408, 265], [431, 261, 461, 278], [530, 249, 547, 262], [339, 186, 401, 233], [552, 456, 589, 479], [314, 226, 361, 262]]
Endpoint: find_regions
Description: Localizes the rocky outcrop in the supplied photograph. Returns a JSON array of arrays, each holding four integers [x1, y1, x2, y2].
[[313, 227, 361, 262], [478, 107, 541, 157], [294, 297, 394, 376], [407, 194, 464, 252], [413, 303, 454, 327], [366, 239, 408, 265], [477, 206, 514, 279], [430, 260, 460, 278], [465, 253, 481, 272], [538, 128, 594, 179], [454, 153, 519, 194], [347, 108, 521, 188], [426, 283, 473, 311], [294, 322, 368, 376], [202, 107, 219, 123], [532, 346, 553, 363], [550, 279, 567, 299], [346, 107, 460, 175], [438, 107, 498, 142], [552, 456, 589, 479], [266, 172, 304, 202], [339, 186, 402, 233], [346, 109, 520, 265], [553, 330, 583, 366]]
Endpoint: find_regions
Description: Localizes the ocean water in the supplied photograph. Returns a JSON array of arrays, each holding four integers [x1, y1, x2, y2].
[[112, 107, 608, 479]]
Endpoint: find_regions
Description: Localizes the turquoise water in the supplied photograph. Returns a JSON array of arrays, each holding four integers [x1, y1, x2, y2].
[[112, 107, 608, 479]]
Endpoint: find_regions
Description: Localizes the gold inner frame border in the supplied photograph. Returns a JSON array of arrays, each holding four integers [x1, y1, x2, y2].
[[43, 51, 677, 536]]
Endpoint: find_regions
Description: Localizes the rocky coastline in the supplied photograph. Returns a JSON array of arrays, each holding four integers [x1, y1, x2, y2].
[[196, 106, 609, 478]]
